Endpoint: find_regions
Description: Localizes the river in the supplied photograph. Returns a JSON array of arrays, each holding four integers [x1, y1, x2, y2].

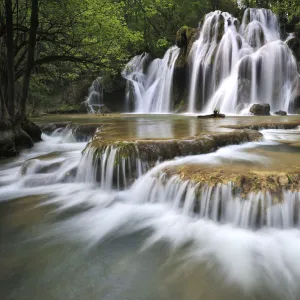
[[1, 114, 300, 300]]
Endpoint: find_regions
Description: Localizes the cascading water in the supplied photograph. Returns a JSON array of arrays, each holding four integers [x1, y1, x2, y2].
[[122, 46, 180, 113], [188, 8, 299, 113], [76, 143, 149, 189], [131, 173, 300, 229], [1, 118, 300, 299], [123, 8, 299, 114], [85, 77, 104, 113]]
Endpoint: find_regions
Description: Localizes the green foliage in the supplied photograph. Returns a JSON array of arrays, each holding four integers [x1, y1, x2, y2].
[[2, 0, 300, 114]]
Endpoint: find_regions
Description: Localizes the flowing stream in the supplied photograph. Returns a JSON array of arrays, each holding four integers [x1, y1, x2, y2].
[[1, 115, 300, 299]]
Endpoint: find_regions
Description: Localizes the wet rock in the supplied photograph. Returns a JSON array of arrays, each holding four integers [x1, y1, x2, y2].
[[287, 37, 300, 63], [210, 131, 249, 147], [21, 119, 42, 142], [222, 121, 300, 130], [274, 110, 287, 116], [40, 122, 71, 134], [88, 130, 262, 164], [14, 129, 34, 150], [176, 26, 197, 52], [250, 103, 270, 115], [73, 124, 102, 141], [163, 165, 300, 196], [0, 129, 17, 157]]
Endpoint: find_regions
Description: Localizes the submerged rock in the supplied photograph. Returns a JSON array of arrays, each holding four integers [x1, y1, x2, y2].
[[250, 103, 270, 115]]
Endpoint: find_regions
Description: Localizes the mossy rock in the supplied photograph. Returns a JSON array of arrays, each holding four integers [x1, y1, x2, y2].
[[88, 130, 262, 165], [287, 37, 300, 62], [163, 165, 300, 196], [222, 121, 300, 130], [176, 26, 197, 49], [22, 119, 42, 142], [14, 129, 34, 150], [0, 129, 17, 157]]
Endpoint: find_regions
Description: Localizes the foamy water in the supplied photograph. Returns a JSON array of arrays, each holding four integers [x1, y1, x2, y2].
[[1, 126, 300, 299]]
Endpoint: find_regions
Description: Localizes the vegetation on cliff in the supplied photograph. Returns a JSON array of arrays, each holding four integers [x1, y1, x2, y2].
[[0, 0, 299, 117]]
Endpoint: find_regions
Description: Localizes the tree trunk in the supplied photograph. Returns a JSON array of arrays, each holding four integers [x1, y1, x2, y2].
[[4, 0, 15, 119], [0, 82, 9, 124], [20, 0, 39, 118]]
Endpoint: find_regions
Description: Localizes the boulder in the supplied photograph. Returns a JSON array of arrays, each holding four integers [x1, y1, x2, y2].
[[249, 103, 270, 115], [14, 129, 34, 150], [21, 119, 42, 142], [0, 129, 17, 157], [274, 110, 287, 116]]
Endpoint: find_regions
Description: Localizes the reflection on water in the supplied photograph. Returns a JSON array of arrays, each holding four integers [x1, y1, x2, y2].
[[31, 114, 300, 140], [0, 115, 300, 300], [135, 118, 174, 139]]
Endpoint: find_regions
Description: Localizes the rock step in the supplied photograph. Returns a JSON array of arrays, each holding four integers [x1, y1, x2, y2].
[[87, 130, 262, 162]]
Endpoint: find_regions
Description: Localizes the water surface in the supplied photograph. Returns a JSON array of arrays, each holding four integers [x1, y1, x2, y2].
[[1, 115, 300, 300]]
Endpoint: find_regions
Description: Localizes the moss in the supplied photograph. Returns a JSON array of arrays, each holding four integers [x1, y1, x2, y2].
[[163, 165, 300, 197], [222, 121, 300, 131], [86, 130, 262, 168], [216, 16, 225, 43]]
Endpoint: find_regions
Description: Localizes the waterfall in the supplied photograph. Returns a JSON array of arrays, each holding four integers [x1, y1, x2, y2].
[[122, 8, 299, 114], [85, 77, 104, 113], [129, 172, 300, 229], [188, 8, 299, 113], [76, 143, 149, 189], [122, 46, 180, 113]]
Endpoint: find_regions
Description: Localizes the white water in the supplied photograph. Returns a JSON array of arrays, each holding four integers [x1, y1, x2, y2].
[[1, 125, 300, 299], [188, 8, 299, 114], [122, 8, 299, 114], [76, 144, 149, 189], [122, 47, 180, 113], [85, 77, 104, 113]]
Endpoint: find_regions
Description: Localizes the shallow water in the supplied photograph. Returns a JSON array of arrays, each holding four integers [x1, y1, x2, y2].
[[1, 115, 300, 299], [32, 113, 300, 139]]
